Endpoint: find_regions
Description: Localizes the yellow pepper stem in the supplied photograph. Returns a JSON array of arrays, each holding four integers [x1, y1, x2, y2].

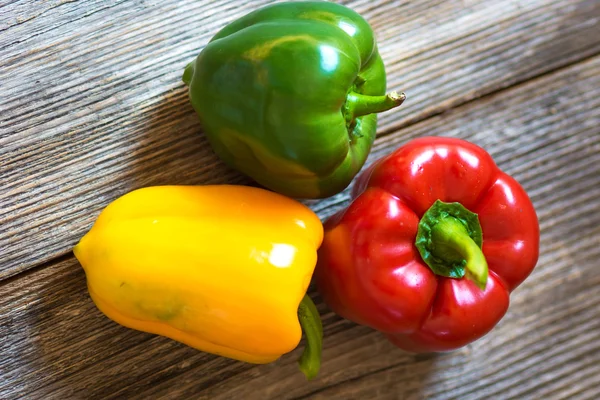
[[297, 294, 323, 380]]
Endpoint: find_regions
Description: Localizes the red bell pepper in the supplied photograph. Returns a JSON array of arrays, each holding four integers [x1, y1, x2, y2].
[[314, 137, 539, 352]]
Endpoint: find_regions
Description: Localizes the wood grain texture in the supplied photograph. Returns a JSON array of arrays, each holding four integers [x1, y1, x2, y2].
[[1, 50, 599, 400], [2, 0, 599, 279]]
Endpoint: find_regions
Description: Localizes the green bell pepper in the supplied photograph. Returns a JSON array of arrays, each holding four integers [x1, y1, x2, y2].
[[182, 1, 404, 199]]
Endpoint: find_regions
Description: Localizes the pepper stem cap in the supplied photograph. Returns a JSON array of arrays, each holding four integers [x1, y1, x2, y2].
[[415, 200, 489, 290]]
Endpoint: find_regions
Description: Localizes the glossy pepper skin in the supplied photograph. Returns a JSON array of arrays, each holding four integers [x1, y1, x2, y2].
[[182, 1, 405, 199], [74, 185, 324, 378], [314, 137, 539, 352]]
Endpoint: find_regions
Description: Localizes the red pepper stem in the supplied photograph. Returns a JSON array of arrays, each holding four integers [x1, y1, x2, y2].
[[430, 217, 489, 290], [297, 294, 323, 380], [345, 91, 406, 122]]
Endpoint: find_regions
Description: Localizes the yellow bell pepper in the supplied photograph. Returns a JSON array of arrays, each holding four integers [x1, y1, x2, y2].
[[73, 185, 324, 378]]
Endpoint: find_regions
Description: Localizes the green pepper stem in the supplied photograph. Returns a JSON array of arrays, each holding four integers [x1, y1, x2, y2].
[[182, 62, 194, 86], [430, 217, 489, 290], [345, 91, 406, 123], [297, 294, 323, 380]]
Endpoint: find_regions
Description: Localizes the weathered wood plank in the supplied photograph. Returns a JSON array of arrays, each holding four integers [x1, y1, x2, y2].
[[1, 0, 599, 279], [1, 51, 599, 400]]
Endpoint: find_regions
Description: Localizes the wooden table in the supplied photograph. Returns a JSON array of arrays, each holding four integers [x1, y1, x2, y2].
[[1, 0, 599, 398]]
